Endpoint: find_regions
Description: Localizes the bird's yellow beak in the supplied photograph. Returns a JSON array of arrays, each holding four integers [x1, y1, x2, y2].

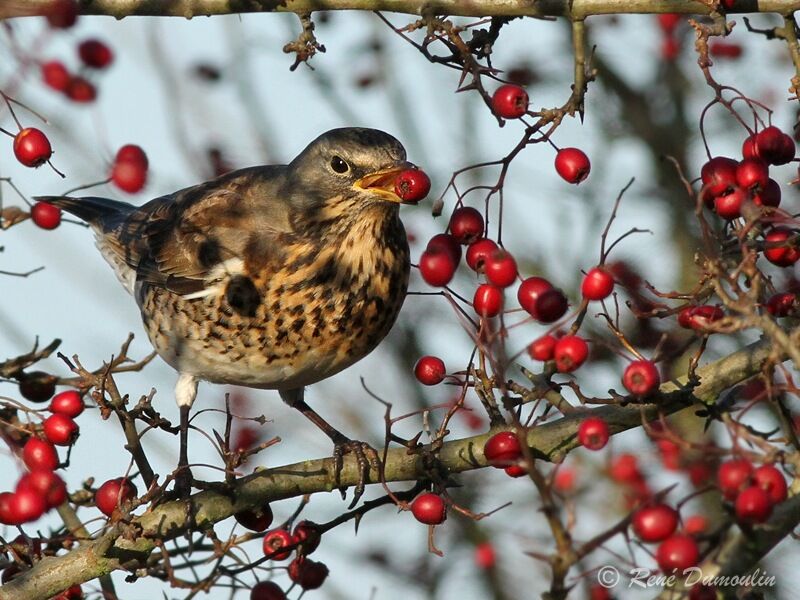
[[354, 162, 415, 204]]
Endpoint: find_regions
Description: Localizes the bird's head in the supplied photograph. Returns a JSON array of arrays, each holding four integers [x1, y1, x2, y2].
[[286, 128, 417, 214]]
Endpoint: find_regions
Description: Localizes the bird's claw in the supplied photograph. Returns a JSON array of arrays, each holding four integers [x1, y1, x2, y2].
[[332, 439, 380, 509]]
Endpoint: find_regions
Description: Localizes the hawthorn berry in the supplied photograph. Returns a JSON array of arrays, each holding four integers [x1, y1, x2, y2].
[[484, 249, 518, 288], [394, 169, 431, 203], [504, 464, 527, 478], [51, 585, 83, 600], [427, 233, 462, 264], [766, 292, 797, 317], [31, 202, 62, 230], [95, 478, 137, 517], [288, 557, 329, 590], [234, 502, 273, 532], [43, 0, 79, 28], [111, 153, 148, 193], [473, 284, 503, 318], [656, 534, 699, 572], [78, 39, 113, 69], [474, 541, 496, 569], [735, 158, 769, 191], [713, 187, 747, 220], [710, 41, 743, 59], [17, 470, 67, 509], [43, 413, 79, 446], [262, 528, 294, 560], [752, 464, 787, 504], [414, 356, 446, 385], [419, 246, 457, 287], [577, 417, 609, 450], [735, 486, 772, 523], [700, 156, 738, 197], [679, 305, 724, 330], [116, 144, 148, 168], [581, 267, 614, 301], [449, 207, 484, 244], [66, 76, 97, 103], [683, 515, 708, 536], [411, 493, 447, 524], [718, 458, 753, 500], [742, 134, 760, 160], [755, 126, 795, 165], [753, 178, 781, 208], [6, 489, 47, 525], [533, 288, 569, 323], [250, 581, 287, 600], [609, 453, 642, 483], [553, 335, 589, 373], [622, 360, 660, 396], [554, 148, 590, 184], [13, 128, 52, 167], [764, 227, 800, 267], [19, 371, 56, 403], [657, 13, 682, 34], [491, 84, 529, 119], [49, 390, 84, 418], [0, 492, 14, 525], [466, 238, 498, 272], [41, 61, 70, 92], [292, 520, 322, 554], [517, 277, 553, 314], [528, 334, 557, 361], [484, 431, 523, 468], [22, 438, 59, 471], [632, 504, 679, 543]]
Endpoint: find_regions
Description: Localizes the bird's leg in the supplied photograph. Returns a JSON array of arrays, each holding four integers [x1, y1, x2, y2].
[[279, 388, 378, 507], [173, 373, 199, 498]]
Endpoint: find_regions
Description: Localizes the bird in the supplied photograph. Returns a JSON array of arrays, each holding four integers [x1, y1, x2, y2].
[[37, 127, 421, 500]]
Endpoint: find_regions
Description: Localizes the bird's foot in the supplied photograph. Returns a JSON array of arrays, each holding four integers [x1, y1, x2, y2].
[[332, 438, 380, 509]]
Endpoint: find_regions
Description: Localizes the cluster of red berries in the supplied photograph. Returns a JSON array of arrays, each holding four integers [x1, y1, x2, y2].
[[717, 458, 787, 524], [0, 390, 83, 526], [111, 144, 149, 193], [484, 430, 527, 477], [40, 37, 113, 104], [250, 517, 328, 592], [528, 333, 589, 373]]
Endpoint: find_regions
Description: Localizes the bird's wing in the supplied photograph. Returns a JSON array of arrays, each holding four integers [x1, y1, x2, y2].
[[101, 166, 292, 297]]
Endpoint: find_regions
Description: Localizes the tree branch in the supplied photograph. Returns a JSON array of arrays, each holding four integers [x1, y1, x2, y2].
[[2, 0, 800, 21]]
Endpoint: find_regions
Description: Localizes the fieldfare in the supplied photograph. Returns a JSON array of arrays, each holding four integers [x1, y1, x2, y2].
[[38, 127, 422, 499]]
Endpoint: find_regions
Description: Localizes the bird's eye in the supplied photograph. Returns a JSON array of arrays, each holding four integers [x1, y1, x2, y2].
[[330, 156, 349, 174]]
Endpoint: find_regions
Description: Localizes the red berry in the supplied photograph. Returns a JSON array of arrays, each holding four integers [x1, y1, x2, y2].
[[718, 458, 753, 500], [661, 36, 681, 61], [484, 431, 523, 468], [474, 541, 496, 569], [17, 469, 67, 509], [449, 207, 484, 244], [262, 528, 294, 560], [250, 581, 287, 600], [394, 169, 431, 203], [48, 390, 84, 418], [419, 246, 457, 287], [22, 438, 59, 471], [528, 334, 557, 361], [701, 156, 738, 197], [7, 489, 47, 524], [713, 186, 747, 220], [491, 84, 529, 119], [554, 148, 590, 184], [288, 557, 329, 590], [466, 238, 498, 272], [78, 39, 113, 69], [753, 178, 781, 208], [610, 453, 642, 483], [517, 277, 553, 314], [735, 158, 769, 191], [735, 486, 772, 523], [657, 13, 682, 33], [656, 535, 699, 572], [553, 335, 589, 373], [766, 292, 797, 317], [116, 144, 148, 168], [742, 135, 760, 160], [111, 157, 148, 193], [709, 41, 743, 59], [234, 502, 273, 532], [752, 464, 787, 504], [66, 76, 97, 103], [95, 478, 137, 517], [756, 126, 795, 165], [622, 360, 661, 396], [427, 233, 462, 264], [31, 202, 62, 230], [581, 267, 614, 301], [411, 493, 446, 525], [473, 284, 503, 317], [632, 504, 679, 543], [414, 356, 446, 385], [764, 227, 800, 267], [13, 128, 52, 167], [554, 466, 576, 492], [577, 417, 609, 450], [43, 413, 79, 446], [19, 371, 57, 403], [0, 492, 14, 525], [682, 305, 724, 330], [683, 515, 708, 536], [41, 61, 70, 92], [51, 585, 83, 600], [43, 0, 79, 28], [532, 288, 568, 323], [292, 520, 322, 554], [504, 464, 527, 478], [484, 249, 518, 288]]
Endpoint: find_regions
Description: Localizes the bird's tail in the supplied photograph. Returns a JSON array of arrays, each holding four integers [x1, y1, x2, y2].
[[34, 196, 134, 231]]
